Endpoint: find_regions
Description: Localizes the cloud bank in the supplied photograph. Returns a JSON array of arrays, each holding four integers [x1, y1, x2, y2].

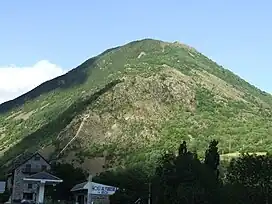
[[0, 60, 66, 104]]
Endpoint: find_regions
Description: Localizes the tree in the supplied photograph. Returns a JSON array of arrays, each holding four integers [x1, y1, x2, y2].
[[110, 189, 136, 204], [154, 141, 219, 204], [204, 140, 220, 180], [178, 141, 187, 155], [154, 152, 176, 204], [95, 166, 150, 204], [226, 154, 272, 204], [46, 163, 87, 201], [0, 189, 10, 203]]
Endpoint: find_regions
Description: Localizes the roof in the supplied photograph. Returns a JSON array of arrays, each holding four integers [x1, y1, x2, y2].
[[24, 171, 62, 182], [9, 152, 50, 172], [71, 181, 87, 191], [71, 181, 118, 195], [0, 181, 5, 193]]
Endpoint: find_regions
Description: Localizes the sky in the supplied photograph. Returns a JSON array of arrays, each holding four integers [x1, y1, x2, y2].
[[0, 1, 271, 103]]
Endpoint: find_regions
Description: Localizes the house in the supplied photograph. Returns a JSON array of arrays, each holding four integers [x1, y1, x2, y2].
[[23, 171, 62, 204], [6, 152, 62, 204], [71, 180, 118, 204]]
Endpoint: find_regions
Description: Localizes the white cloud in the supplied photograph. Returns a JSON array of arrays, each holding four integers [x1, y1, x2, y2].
[[0, 60, 66, 104]]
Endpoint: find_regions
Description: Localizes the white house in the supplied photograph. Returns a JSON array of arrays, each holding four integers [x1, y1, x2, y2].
[[71, 179, 118, 204]]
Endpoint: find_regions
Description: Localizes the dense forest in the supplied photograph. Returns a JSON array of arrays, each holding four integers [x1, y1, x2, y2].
[[9, 140, 268, 204], [100, 140, 272, 204]]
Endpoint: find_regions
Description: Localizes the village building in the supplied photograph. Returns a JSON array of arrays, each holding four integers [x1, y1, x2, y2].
[[6, 152, 62, 204], [71, 179, 118, 204]]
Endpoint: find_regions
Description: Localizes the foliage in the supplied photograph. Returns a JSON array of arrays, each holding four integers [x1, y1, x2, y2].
[[95, 141, 272, 204], [154, 141, 219, 204], [0, 189, 10, 203], [204, 140, 220, 179], [223, 154, 272, 204], [94, 166, 150, 204], [46, 163, 87, 201]]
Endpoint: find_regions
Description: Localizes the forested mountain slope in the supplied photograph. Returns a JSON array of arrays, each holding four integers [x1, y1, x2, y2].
[[0, 39, 271, 173]]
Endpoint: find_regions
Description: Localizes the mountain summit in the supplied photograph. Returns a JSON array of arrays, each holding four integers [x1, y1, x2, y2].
[[0, 39, 271, 174]]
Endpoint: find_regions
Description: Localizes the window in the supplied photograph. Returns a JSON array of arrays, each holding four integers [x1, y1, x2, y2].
[[23, 193, 33, 200], [41, 165, 47, 171], [34, 155, 40, 160], [28, 184, 32, 189], [25, 164, 31, 172]]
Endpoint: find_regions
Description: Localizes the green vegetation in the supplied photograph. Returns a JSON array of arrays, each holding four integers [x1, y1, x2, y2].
[[96, 141, 272, 204], [44, 141, 272, 203], [46, 163, 87, 201], [0, 38, 271, 173]]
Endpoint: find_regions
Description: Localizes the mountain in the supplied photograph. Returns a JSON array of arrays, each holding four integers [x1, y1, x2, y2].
[[0, 39, 272, 174]]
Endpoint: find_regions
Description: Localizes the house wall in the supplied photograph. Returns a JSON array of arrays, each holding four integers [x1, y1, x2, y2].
[[92, 194, 110, 204], [11, 154, 50, 202], [74, 193, 110, 204]]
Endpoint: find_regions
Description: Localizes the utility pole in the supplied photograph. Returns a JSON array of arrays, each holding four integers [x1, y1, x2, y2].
[[87, 174, 92, 204], [148, 182, 151, 204]]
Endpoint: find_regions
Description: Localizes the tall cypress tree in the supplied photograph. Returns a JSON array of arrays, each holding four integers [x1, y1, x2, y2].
[[204, 140, 220, 179]]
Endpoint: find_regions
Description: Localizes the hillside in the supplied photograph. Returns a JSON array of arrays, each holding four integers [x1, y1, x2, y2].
[[0, 39, 272, 174]]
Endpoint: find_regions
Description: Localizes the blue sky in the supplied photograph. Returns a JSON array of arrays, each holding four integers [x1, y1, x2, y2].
[[0, 1, 271, 102]]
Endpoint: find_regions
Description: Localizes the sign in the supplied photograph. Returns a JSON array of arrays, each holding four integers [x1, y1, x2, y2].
[[91, 182, 118, 195], [0, 181, 5, 193]]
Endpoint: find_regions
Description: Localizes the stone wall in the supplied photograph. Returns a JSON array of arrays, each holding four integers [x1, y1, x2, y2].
[[11, 154, 50, 202]]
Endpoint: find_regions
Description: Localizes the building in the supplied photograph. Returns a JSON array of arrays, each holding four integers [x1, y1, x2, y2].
[[71, 180, 118, 204], [23, 171, 63, 204], [6, 152, 62, 204]]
